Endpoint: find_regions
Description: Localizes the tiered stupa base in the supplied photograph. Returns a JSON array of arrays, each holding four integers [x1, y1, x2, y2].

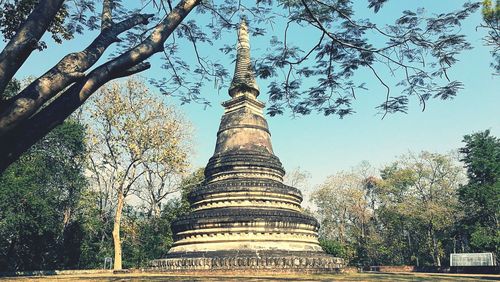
[[147, 178, 343, 273], [149, 250, 343, 274]]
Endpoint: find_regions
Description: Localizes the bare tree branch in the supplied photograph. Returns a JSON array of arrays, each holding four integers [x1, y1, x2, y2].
[[0, 12, 154, 136]]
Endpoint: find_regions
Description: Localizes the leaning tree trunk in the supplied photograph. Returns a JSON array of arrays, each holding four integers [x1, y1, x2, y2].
[[0, 0, 200, 173], [112, 191, 125, 270]]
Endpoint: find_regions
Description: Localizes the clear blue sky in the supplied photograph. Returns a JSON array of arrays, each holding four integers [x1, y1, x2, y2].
[[5, 0, 499, 187]]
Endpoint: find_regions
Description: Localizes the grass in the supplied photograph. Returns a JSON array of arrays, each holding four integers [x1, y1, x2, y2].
[[1, 272, 500, 282]]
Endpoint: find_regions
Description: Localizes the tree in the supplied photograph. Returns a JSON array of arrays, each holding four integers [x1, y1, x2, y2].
[[0, 0, 483, 172], [379, 152, 465, 267], [312, 171, 373, 244], [311, 164, 377, 265], [481, 0, 500, 74], [458, 130, 500, 257], [312, 154, 465, 267], [171, 167, 206, 215], [284, 166, 314, 206], [0, 119, 87, 271], [74, 186, 115, 269], [137, 155, 194, 218], [284, 167, 312, 188], [121, 168, 205, 268], [84, 78, 191, 270]]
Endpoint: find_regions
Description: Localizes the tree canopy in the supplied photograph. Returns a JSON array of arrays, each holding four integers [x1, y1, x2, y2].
[[0, 0, 495, 172], [458, 130, 500, 256], [0, 119, 87, 271], [84, 78, 191, 270], [312, 152, 467, 267]]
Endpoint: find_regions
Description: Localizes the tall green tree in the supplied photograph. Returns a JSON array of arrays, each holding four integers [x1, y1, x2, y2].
[[458, 130, 500, 257], [0, 119, 87, 271]]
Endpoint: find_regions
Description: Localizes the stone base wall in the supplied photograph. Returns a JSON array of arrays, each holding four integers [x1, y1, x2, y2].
[[148, 252, 343, 274], [367, 265, 416, 272]]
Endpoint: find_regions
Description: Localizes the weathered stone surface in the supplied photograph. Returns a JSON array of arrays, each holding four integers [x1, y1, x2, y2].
[[152, 19, 343, 273], [228, 19, 259, 98], [149, 251, 343, 274]]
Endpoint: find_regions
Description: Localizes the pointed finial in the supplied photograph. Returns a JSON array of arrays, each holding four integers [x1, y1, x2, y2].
[[228, 17, 260, 98]]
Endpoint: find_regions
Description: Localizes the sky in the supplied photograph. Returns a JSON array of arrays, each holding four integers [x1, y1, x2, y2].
[[4, 0, 499, 188]]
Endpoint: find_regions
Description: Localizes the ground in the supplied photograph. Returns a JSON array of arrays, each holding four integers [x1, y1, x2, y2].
[[1, 272, 499, 281]]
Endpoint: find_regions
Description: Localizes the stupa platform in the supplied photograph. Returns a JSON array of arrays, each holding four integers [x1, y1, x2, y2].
[[149, 250, 343, 273]]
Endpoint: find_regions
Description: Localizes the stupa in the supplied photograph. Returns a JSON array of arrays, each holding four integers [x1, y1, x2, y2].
[[150, 19, 343, 274]]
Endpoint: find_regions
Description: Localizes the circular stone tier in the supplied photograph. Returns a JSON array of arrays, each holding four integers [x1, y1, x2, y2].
[[204, 151, 285, 183], [168, 208, 322, 253], [188, 179, 303, 212], [149, 250, 343, 274]]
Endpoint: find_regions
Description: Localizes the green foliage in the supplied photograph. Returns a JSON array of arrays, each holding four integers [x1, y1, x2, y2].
[[377, 152, 464, 267], [482, 0, 500, 21], [319, 239, 363, 266], [0, 0, 99, 48], [313, 152, 465, 267], [109, 168, 204, 269], [177, 168, 205, 213], [481, 0, 500, 73], [0, 119, 87, 271], [460, 130, 500, 186], [0, 148, 203, 271], [74, 188, 113, 269], [1, 79, 20, 101], [458, 130, 500, 257], [320, 239, 343, 256], [312, 136, 499, 267]]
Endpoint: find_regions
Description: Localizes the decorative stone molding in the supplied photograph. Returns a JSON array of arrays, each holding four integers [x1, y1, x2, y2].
[[192, 198, 302, 212], [188, 178, 303, 202], [149, 251, 343, 274], [205, 151, 285, 183], [171, 208, 320, 232]]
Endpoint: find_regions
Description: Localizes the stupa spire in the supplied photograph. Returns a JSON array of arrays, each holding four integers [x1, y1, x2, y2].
[[228, 18, 259, 98]]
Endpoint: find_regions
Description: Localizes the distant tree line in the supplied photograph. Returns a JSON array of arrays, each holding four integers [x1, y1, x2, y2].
[[314, 131, 499, 267]]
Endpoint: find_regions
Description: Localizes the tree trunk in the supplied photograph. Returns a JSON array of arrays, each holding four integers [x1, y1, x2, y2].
[[112, 191, 125, 270], [152, 202, 161, 218], [0, 0, 65, 95], [0, 0, 200, 173], [428, 223, 441, 267], [0, 13, 154, 136], [433, 234, 441, 267]]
